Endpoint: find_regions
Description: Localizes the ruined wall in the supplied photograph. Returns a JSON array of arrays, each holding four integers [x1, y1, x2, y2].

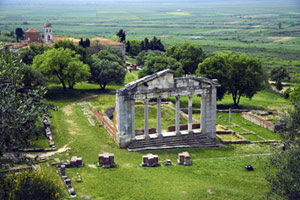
[[242, 112, 274, 132], [92, 108, 117, 141]]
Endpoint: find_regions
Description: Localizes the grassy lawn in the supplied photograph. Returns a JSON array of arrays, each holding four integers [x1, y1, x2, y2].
[[32, 80, 286, 199], [215, 113, 281, 141]]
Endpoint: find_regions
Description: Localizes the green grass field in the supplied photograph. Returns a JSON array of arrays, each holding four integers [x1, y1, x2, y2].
[[25, 70, 288, 199]]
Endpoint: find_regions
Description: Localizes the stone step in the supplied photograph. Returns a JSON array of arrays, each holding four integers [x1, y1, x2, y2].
[[127, 133, 217, 151]]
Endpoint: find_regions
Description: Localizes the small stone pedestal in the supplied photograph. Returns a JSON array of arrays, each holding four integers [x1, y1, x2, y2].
[[60, 165, 66, 176], [70, 156, 83, 167], [165, 159, 172, 166], [98, 153, 116, 168], [141, 154, 159, 167], [177, 152, 192, 166]]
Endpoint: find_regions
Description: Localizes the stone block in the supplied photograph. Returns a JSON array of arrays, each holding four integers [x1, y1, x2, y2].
[[60, 165, 66, 176], [165, 159, 172, 166], [177, 152, 192, 166], [98, 153, 116, 168], [64, 178, 71, 185], [141, 154, 159, 167]]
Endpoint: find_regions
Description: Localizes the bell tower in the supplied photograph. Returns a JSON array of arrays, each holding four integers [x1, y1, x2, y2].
[[44, 22, 52, 43]]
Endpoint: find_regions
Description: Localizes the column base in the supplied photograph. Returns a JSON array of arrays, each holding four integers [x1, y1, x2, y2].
[[144, 135, 150, 140], [157, 134, 163, 139], [176, 131, 181, 136], [188, 131, 194, 135]]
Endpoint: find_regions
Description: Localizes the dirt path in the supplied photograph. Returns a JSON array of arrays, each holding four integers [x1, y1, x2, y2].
[[25, 145, 70, 158]]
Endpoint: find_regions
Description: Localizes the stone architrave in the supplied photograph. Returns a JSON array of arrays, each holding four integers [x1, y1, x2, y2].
[[115, 69, 220, 148]]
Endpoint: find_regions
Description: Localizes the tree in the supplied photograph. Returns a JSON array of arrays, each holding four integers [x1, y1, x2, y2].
[[89, 51, 126, 90], [19, 43, 48, 65], [264, 84, 300, 200], [86, 38, 90, 47], [33, 48, 90, 90], [0, 47, 49, 154], [107, 46, 125, 62], [126, 41, 130, 53], [127, 40, 141, 57], [138, 54, 183, 78], [0, 170, 63, 200], [136, 50, 165, 67], [270, 66, 289, 91], [53, 39, 87, 63], [197, 54, 264, 106], [140, 40, 145, 51], [278, 22, 282, 29], [15, 27, 24, 41], [116, 29, 126, 43], [79, 38, 84, 47], [166, 42, 206, 74], [144, 38, 150, 51]]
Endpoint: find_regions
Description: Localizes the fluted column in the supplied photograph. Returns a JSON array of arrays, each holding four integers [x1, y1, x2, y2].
[[144, 98, 150, 139], [188, 95, 193, 134], [157, 97, 162, 138], [176, 96, 181, 135], [131, 100, 135, 140]]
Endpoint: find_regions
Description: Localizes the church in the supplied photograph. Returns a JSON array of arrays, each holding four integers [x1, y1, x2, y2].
[[5, 22, 126, 57]]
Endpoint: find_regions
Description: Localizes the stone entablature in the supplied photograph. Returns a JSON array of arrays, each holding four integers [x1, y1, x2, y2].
[[115, 69, 220, 148]]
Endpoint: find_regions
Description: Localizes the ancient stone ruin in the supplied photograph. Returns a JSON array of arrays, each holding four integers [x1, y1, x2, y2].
[[114, 69, 220, 149], [98, 153, 116, 168], [141, 154, 159, 167], [177, 152, 192, 166]]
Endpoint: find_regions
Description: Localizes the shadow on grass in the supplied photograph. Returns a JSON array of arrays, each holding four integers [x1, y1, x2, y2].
[[45, 86, 116, 102]]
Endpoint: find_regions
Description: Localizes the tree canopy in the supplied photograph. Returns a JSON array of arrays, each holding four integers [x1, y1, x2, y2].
[[264, 84, 300, 200], [33, 48, 90, 90], [116, 29, 126, 43], [197, 54, 264, 106], [136, 50, 165, 67], [19, 43, 48, 65], [127, 39, 141, 57], [53, 39, 87, 63], [138, 54, 183, 78], [15, 27, 24, 41], [0, 170, 63, 200], [89, 50, 126, 90], [270, 66, 289, 91], [166, 42, 206, 75], [0, 47, 48, 153]]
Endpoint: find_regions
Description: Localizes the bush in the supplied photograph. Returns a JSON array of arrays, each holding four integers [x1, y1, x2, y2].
[[0, 170, 63, 200]]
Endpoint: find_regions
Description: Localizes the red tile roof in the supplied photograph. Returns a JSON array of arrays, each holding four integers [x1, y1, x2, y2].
[[25, 28, 40, 33], [90, 37, 124, 46]]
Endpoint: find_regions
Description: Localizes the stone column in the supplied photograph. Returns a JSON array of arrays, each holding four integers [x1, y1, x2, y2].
[[131, 100, 135, 140], [157, 97, 162, 138], [176, 96, 181, 135], [200, 92, 207, 134], [144, 98, 150, 139], [200, 88, 217, 140], [188, 95, 193, 134]]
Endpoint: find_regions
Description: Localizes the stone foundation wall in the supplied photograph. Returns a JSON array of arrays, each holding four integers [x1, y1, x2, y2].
[[92, 108, 117, 141], [242, 112, 274, 132]]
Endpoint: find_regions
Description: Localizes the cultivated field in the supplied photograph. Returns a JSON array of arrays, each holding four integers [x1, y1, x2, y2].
[[0, 0, 300, 79]]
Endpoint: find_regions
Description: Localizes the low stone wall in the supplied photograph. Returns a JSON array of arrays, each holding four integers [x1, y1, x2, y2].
[[242, 112, 274, 132], [167, 124, 200, 132], [181, 108, 249, 114], [92, 108, 117, 141]]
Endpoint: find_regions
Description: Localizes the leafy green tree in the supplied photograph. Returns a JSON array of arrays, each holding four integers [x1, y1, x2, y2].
[[127, 40, 141, 57], [0, 47, 48, 153], [197, 54, 264, 106], [264, 84, 300, 200], [89, 51, 126, 90], [136, 50, 165, 67], [116, 29, 126, 43], [19, 43, 48, 65], [97, 49, 124, 66], [0, 170, 63, 200], [270, 66, 289, 91], [138, 54, 183, 78], [15, 27, 24, 41], [166, 42, 206, 74], [53, 39, 87, 63], [107, 46, 125, 61], [33, 48, 90, 90]]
